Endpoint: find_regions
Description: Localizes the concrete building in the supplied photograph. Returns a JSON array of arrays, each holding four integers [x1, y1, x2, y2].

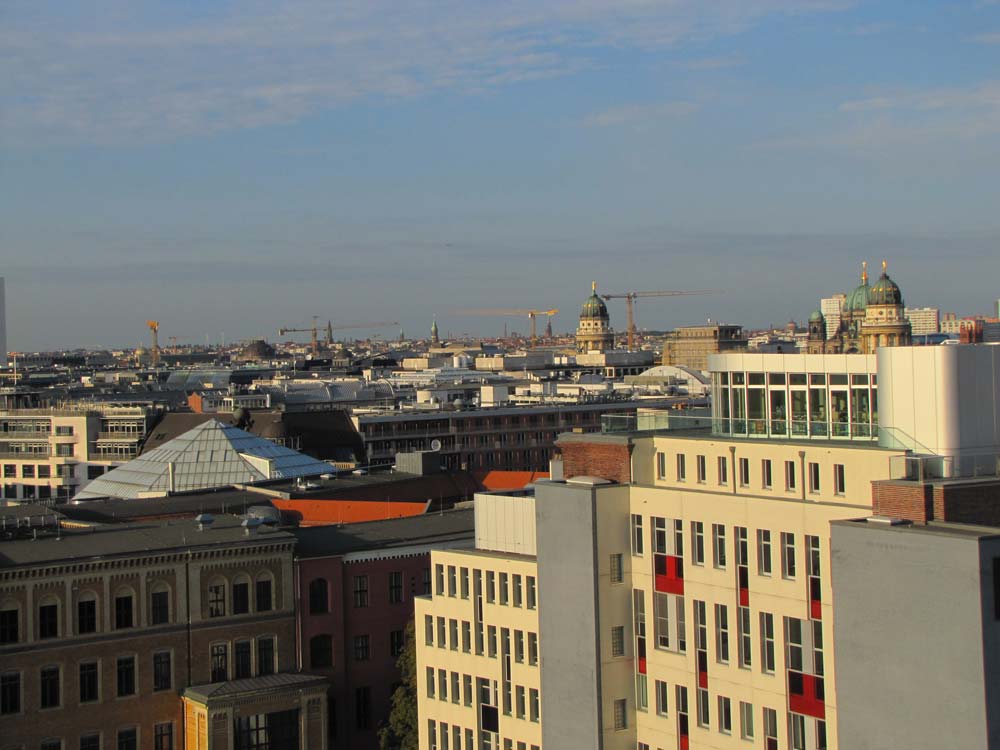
[[0, 513, 326, 750], [903, 306, 940, 336], [0, 277, 6, 367], [1, 404, 160, 504], [414, 344, 1000, 750], [819, 295, 844, 341], [661, 325, 747, 372]]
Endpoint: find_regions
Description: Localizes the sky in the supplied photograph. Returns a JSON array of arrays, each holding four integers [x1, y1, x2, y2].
[[3, 0, 1000, 351]]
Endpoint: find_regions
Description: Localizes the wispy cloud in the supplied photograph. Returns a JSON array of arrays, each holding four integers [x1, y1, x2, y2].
[[0, 0, 851, 145], [850, 22, 894, 36], [971, 32, 1000, 44], [581, 101, 700, 128], [681, 55, 745, 70]]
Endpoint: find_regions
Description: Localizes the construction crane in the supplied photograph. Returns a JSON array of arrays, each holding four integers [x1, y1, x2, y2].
[[280, 318, 401, 355], [462, 308, 559, 346], [600, 290, 719, 350], [146, 320, 161, 368]]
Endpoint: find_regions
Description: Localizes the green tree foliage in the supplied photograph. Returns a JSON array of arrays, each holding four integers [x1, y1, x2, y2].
[[379, 619, 419, 750]]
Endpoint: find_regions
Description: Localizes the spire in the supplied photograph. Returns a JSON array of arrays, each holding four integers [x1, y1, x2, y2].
[[882, 258, 888, 274], [431, 316, 439, 344], [592, 280, 597, 293], [861, 260, 868, 285]]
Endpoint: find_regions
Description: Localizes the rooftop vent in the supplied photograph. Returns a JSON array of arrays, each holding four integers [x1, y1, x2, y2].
[[195, 513, 215, 531]]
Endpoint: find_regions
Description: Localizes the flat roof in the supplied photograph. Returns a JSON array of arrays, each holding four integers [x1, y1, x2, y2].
[[292, 508, 474, 558], [832, 517, 1000, 541], [0, 515, 294, 569], [184, 673, 327, 703]]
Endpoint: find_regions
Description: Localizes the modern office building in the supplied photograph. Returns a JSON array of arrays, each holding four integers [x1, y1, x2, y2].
[[0, 513, 327, 750], [903, 306, 940, 336], [417, 345, 1000, 750], [1, 404, 161, 503], [818, 295, 844, 341]]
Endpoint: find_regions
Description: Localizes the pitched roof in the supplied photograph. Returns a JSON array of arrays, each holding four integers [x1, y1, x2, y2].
[[75, 419, 335, 501]]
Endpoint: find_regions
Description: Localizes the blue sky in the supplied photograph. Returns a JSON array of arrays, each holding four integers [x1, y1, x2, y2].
[[3, 0, 1000, 350]]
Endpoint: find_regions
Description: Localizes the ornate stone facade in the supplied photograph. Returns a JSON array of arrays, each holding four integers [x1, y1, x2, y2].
[[574, 282, 615, 353]]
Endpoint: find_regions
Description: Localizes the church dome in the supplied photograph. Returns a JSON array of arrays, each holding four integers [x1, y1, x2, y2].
[[869, 262, 903, 306], [580, 282, 609, 320], [846, 262, 870, 312], [809, 309, 825, 323]]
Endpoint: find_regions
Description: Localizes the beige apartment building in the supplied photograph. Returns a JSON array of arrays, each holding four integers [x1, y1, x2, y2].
[[0, 405, 158, 503], [416, 494, 542, 750], [662, 326, 747, 372]]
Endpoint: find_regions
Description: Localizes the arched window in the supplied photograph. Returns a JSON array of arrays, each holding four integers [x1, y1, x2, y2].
[[0, 598, 21, 644], [232, 574, 251, 615], [310, 634, 333, 668], [149, 581, 171, 626], [255, 572, 274, 613], [37, 595, 60, 640], [309, 579, 329, 615], [76, 590, 99, 634]]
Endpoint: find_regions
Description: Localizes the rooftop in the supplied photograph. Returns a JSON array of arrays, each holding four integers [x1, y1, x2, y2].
[[183, 673, 328, 704]]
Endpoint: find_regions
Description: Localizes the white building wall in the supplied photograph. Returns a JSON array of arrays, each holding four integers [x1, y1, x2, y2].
[[474, 492, 537, 556]]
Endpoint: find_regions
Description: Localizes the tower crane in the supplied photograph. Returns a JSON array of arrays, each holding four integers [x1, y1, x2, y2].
[[146, 320, 161, 368], [600, 290, 720, 350], [279, 318, 400, 355], [461, 308, 559, 346]]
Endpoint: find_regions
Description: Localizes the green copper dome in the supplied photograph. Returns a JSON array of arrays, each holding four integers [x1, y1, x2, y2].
[[580, 282, 609, 320], [869, 262, 903, 306], [846, 262, 870, 312], [809, 309, 825, 323]]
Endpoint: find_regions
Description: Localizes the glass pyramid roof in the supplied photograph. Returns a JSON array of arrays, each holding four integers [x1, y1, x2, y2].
[[74, 419, 335, 501]]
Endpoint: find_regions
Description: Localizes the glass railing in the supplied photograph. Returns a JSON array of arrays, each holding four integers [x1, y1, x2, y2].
[[601, 413, 713, 434], [888, 452, 1000, 481], [712, 418, 878, 442]]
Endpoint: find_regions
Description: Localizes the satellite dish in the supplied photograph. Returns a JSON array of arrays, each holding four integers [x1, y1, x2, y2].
[[430, 439, 442, 452]]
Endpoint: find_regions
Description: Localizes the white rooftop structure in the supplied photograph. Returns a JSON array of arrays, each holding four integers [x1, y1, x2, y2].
[[74, 419, 335, 501]]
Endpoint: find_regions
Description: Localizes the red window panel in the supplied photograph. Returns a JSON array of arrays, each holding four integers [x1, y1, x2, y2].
[[788, 671, 826, 719], [654, 554, 684, 595]]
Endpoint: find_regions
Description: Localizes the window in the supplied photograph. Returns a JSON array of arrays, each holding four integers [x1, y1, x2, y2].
[[117, 729, 137, 750], [817, 719, 828, 750], [613, 698, 627, 730], [527, 576, 537, 609], [154, 723, 173, 750], [117, 657, 136, 697], [631, 514, 644, 556], [354, 635, 370, 661], [610, 553, 624, 583], [691, 521, 705, 565], [760, 613, 776, 673], [712, 524, 727, 569], [39, 602, 59, 639], [656, 451, 666, 479], [0, 607, 18, 644], [718, 455, 728, 485], [757, 529, 772, 576], [763, 707, 778, 748], [762, 459, 772, 489], [448, 565, 457, 597], [80, 734, 101, 750], [449, 619, 459, 650], [808, 462, 820, 493], [740, 701, 755, 739], [513, 574, 523, 607], [115, 594, 135, 629], [528, 632, 538, 665], [451, 672, 460, 705], [208, 582, 226, 618], [255, 577, 273, 612], [422, 567, 432, 595], [428, 720, 437, 750], [150, 589, 170, 625], [232, 581, 250, 615], [310, 635, 333, 668], [714, 604, 729, 663], [834, 464, 846, 495], [499, 572, 509, 605], [435, 564, 445, 595], [389, 572, 404, 604], [739, 457, 750, 486], [22, 465, 35, 478], [80, 661, 100, 702], [611, 626, 625, 657], [460, 567, 470, 599], [655, 680, 669, 716], [153, 651, 172, 691], [257, 637, 275, 675], [488, 625, 497, 658], [785, 460, 797, 491], [211, 643, 228, 682], [1, 671, 21, 714], [356, 686, 372, 729], [790, 712, 807, 750], [426, 667, 435, 698], [516, 685, 526, 719], [309, 579, 329, 614], [676, 454, 686, 481], [437, 617, 446, 648], [40, 665, 60, 708], [781, 533, 797, 579], [718, 696, 732, 734], [438, 669, 448, 702], [486, 571, 496, 603], [391, 629, 405, 657], [353, 576, 369, 608], [738, 606, 752, 668], [530, 688, 540, 722], [696, 688, 710, 728]]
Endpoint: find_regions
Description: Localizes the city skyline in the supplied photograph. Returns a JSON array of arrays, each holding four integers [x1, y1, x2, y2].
[[4, 1, 1000, 350]]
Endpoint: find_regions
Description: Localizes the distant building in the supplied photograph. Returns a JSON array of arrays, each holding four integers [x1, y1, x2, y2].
[[820, 293, 845, 340], [661, 323, 747, 371], [904, 306, 940, 336], [0, 277, 6, 366], [575, 283, 615, 353]]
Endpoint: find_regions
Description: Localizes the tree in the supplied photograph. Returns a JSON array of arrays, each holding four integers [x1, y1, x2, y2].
[[379, 619, 419, 750]]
